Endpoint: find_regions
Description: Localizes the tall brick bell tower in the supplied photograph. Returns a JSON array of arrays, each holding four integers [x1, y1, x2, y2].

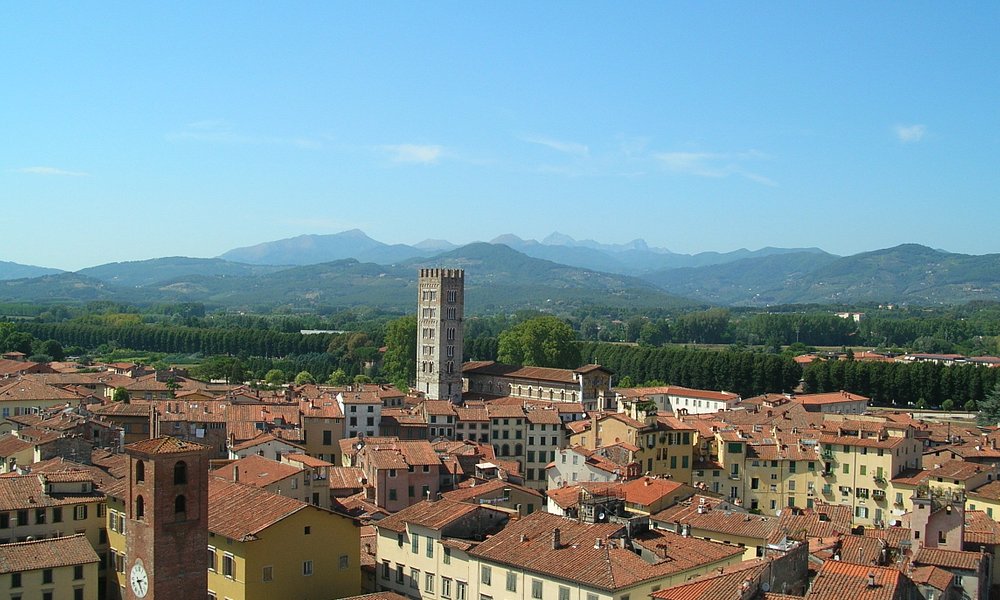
[[416, 268, 465, 403], [124, 437, 210, 600]]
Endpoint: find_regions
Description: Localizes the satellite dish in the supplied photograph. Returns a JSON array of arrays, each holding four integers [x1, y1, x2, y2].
[[597, 512, 606, 521], [761, 583, 771, 592]]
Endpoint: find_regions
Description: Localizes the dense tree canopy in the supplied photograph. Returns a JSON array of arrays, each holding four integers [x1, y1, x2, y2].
[[498, 316, 581, 369], [381, 315, 416, 390]]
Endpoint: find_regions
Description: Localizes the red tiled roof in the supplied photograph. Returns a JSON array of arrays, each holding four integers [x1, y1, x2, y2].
[[808, 560, 903, 600], [207, 477, 310, 541], [910, 565, 955, 591], [0, 534, 98, 573], [794, 391, 869, 405], [212, 455, 302, 488], [463, 361, 608, 384], [471, 512, 741, 592], [126, 436, 209, 455], [652, 497, 777, 540], [913, 547, 985, 571], [441, 478, 542, 503], [0, 474, 104, 511], [375, 498, 488, 533], [650, 559, 768, 600]]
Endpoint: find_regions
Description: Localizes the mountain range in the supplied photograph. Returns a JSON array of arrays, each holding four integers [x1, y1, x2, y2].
[[3, 231, 1000, 310]]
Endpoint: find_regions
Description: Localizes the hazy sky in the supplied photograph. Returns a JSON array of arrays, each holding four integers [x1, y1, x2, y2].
[[3, 3, 999, 270]]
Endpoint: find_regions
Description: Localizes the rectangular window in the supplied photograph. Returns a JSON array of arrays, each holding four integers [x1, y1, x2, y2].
[[207, 548, 216, 571], [339, 555, 349, 569], [425, 572, 435, 593], [43, 569, 53, 584], [842, 464, 849, 474], [531, 579, 543, 599], [410, 568, 420, 588], [11, 572, 21, 588], [382, 560, 391, 580], [457, 581, 467, 600], [559, 586, 570, 600], [74, 565, 83, 580], [506, 571, 517, 592], [442, 577, 453, 598], [53, 508, 62, 523], [74, 505, 87, 520], [323, 430, 332, 445], [223, 554, 234, 579], [303, 560, 313, 576], [397, 564, 404, 584], [789, 461, 796, 473], [0, 513, 8, 529], [412, 533, 419, 553], [262, 566, 273, 582], [426, 538, 434, 558], [481, 565, 492, 585]]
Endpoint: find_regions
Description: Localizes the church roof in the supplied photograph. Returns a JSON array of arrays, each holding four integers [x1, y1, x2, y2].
[[126, 436, 209, 455]]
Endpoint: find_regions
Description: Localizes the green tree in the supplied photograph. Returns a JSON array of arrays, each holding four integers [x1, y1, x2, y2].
[[265, 369, 286, 385], [382, 315, 417, 389], [498, 316, 581, 369], [113, 387, 131, 403], [326, 369, 349, 385], [638, 320, 670, 347], [353, 374, 372, 385], [294, 370, 315, 385], [977, 383, 1000, 425], [941, 398, 955, 411]]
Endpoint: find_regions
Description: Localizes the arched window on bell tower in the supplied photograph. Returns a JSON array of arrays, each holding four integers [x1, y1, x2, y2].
[[174, 461, 187, 485], [135, 460, 145, 482], [175, 495, 187, 515], [136, 495, 145, 519]]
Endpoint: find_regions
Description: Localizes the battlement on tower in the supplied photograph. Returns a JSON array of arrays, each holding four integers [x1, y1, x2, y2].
[[419, 268, 464, 280]]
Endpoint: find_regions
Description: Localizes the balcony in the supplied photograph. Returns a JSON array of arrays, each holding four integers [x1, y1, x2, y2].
[[873, 474, 887, 485], [872, 490, 886, 501], [821, 448, 835, 460], [822, 469, 835, 478]]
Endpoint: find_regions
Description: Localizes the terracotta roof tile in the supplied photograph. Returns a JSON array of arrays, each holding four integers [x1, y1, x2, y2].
[[471, 512, 741, 592], [212, 455, 302, 488], [909, 565, 955, 591], [0, 474, 104, 511], [913, 547, 985, 571], [0, 534, 98, 573], [207, 477, 308, 541], [125, 436, 209, 455], [375, 498, 489, 533], [808, 560, 903, 600]]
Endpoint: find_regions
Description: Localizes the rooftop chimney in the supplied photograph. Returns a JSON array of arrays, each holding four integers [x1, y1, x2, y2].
[[233, 466, 239, 482], [551, 528, 561, 550], [867, 573, 876, 588]]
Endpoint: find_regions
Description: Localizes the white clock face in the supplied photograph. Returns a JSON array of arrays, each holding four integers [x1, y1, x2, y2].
[[130, 560, 149, 598]]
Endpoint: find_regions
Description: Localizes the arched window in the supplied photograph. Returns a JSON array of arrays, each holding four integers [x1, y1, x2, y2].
[[174, 461, 187, 485], [514, 444, 523, 456], [135, 460, 145, 483], [501, 444, 510, 456], [175, 495, 187, 514], [136, 495, 145, 519]]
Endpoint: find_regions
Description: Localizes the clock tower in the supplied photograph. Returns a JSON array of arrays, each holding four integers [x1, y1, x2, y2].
[[124, 436, 210, 600]]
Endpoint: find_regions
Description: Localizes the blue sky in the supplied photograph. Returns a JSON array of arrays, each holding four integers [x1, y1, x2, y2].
[[3, 3, 999, 270]]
